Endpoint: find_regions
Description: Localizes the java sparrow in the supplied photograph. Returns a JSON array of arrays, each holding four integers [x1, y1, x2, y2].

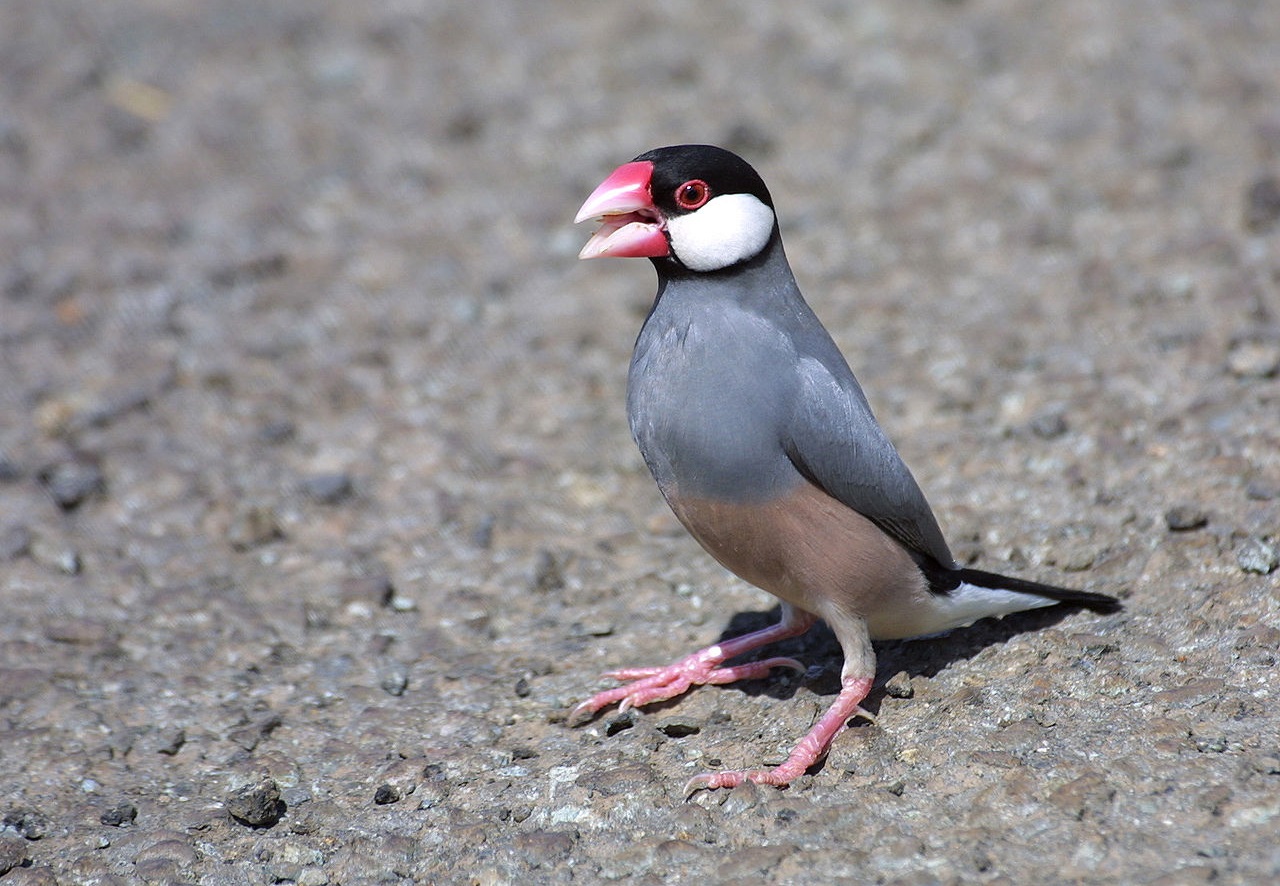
[[571, 144, 1120, 793]]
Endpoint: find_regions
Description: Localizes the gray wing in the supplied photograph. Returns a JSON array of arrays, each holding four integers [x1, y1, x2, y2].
[[783, 353, 956, 568]]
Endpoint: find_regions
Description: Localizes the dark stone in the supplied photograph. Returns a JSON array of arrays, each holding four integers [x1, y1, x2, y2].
[[0, 457, 21, 482], [1164, 506, 1209, 532], [373, 784, 401, 805], [531, 549, 564, 592], [301, 472, 353, 504], [99, 803, 137, 827], [1, 808, 49, 840], [1029, 410, 1069, 439], [1244, 176, 1280, 233], [0, 837, 28, 876], [156, 728, 186, 756], [227, 503, 284, 550], [38, 458, 105, 510], [0, 526, 31, 561], [656, 717, 701, 738], [226, 780, 285, 828]]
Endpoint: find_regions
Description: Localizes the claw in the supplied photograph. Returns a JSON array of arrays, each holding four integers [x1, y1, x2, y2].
[[681, 674, 876, 794]]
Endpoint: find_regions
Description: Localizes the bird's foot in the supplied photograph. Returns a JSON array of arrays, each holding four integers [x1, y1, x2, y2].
[[569, 649, 804, 726], [683, 675, 874, 796], [567, 611, 818, 726]]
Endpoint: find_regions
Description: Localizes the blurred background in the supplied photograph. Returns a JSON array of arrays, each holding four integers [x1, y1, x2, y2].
[[2, 1, 1278, 882]]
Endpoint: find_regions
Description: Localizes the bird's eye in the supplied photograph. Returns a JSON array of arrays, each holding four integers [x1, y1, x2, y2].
[[675, 179, 711, 211]]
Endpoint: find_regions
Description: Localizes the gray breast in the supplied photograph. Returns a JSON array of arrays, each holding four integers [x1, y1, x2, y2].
[[627, 299, 802, 503]]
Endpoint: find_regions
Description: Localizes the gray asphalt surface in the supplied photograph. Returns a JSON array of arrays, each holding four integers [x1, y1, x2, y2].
[[2, 1, 1279, 883]]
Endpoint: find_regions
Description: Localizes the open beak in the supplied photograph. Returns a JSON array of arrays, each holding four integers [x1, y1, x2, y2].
[[574, 160, 669, 260]]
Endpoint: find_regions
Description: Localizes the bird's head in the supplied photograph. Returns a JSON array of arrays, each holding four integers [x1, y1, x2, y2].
[[575, 144, 777, 273]]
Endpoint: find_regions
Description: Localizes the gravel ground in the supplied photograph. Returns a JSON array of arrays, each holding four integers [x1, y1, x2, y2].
[[2, 1, 1279, 884]]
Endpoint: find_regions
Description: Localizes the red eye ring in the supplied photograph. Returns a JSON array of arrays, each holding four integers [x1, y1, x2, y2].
[[675, 179, 711, 210]]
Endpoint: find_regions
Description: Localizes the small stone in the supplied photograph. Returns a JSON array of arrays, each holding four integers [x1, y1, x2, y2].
[[1237, 538, 1279, 575], [1244, 175, 1280, 233], [388, 594, 418, 612], [1029, 410, 1069, 439], [45, 619, 111, 645], [0, 837, 28, 876], [0, 526, 32, 560], [721, 780, 762, 816], [471, 514, 496, 549], [227, 503, 284, 550], [885, 671, 914, 699], [1164, 506, 1209, 532], [1251, 754, 1280, 776], [532, 549, 565, 592], [2, 808, 49, 840], [1245, 480, 1279, 501], [29, 537, 81, 575], [156, 728, 186, 756], [655, 717, 701, 738], [38, 458, 105, 510], [1226, 338, 1280, 379], [341, 575, 395, 608], [228, 713, 282, 751], [604, 710, 637, 736], [380, 665, 409, 696], [301, 472, 353, 504], [226, 779, 285, 828], [373, 784, 401, 805], [99, 803, 137, 827], [0, 457, 21, 483], [258, 419, 296, 444]]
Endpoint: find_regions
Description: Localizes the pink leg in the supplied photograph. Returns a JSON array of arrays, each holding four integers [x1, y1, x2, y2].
[[684, 674, 875, 795], [568, 607, 817, 726]]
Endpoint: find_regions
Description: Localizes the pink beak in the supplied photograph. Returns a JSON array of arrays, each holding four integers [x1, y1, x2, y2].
[[574, 161, 670, 260]]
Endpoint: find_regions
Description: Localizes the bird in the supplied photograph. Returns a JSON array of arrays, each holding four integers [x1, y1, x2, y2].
[[570, 144, 1120, 794]]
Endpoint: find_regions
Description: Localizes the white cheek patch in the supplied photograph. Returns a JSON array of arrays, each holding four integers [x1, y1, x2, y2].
[[665, 193, 776, 272]]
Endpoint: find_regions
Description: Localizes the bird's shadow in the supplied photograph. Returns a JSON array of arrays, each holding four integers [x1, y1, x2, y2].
[[715, 603, 1110, 712]]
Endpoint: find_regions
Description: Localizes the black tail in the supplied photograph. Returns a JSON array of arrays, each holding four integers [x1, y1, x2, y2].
[[954, 566, 1122, 614]]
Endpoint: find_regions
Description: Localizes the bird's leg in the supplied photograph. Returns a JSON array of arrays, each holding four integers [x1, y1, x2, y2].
[[683, 673, 874, 795], [568, 605, 817, 725]]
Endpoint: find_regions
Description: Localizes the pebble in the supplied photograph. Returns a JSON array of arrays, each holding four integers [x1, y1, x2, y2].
[[227, 503, 284, 550], [29, 536, 81, 575], [531, 549, 565, 591], [655, 716, 701, 738], [134, 837, 198, 867], [0, 838, 28, 876], [373, 784, 401, 805], [1243, 175, 1280, 232], [301, 472, 354, 504], [340, 575, 395, 608], [379, 665, 410, 696], [45, 619, 112, 646], [720, 781, 762, 816], [1245, 480, 1279, 501], [1164, 506, 1209, 532], [885, 671, 914, 699], [1236, 538, 1278, 575], [0, 457, 21, 483], [1029, 410, 1069, 439], [99, 803, 137, 827], [38, 458, 105, 510], [1225, 338, 1280, 379], [226, 780, 285, 828], [1, 808, 49, 840], [228, 713, 283, 751], [0, 526, 31, 560], [155, 728, 186, 756]]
